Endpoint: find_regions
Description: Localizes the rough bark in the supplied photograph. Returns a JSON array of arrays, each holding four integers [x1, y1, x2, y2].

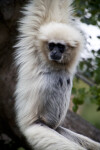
[[0, 0, 100, 149]]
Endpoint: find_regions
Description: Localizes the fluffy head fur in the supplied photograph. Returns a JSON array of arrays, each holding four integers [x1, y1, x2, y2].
[[39, 22, 84, 71], [16, 0, 84, 73]]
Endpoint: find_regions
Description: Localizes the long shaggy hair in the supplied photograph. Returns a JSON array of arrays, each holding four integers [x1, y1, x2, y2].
[[15, 0, 84, 130], [14, 1, 100, 150]]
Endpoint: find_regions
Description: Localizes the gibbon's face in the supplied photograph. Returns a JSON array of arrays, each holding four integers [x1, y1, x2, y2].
[[39, 22, 83, 66], [48, 42, 66, 61]]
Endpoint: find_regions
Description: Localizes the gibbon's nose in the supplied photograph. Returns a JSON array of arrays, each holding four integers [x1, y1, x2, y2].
[[50, 49, 62, 61]]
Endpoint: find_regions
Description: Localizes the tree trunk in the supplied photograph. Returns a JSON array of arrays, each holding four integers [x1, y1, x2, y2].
[[0, 0, 100, 149]]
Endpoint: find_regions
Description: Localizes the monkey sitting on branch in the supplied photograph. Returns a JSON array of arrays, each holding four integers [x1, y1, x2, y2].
[[15, 0, 100, 149]]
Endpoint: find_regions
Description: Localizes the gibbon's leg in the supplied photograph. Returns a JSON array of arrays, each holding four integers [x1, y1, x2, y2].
[[57, 126, 100, 150], [24, 124, 86, 150]]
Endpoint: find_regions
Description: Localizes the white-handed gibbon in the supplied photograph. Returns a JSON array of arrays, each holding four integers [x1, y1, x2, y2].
[[15, 0, 100, 150]]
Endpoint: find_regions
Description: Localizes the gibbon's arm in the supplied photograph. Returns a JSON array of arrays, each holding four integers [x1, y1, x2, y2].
[[24, 124, 86, 150], [57, 126, 100, 150]]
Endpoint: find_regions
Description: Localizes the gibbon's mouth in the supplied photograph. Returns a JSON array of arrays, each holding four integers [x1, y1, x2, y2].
[[48, 53, 63, 63], [50, 52, 62, 61]]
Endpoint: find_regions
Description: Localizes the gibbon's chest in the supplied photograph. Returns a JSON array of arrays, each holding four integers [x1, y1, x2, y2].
[[39, 71, 72, 128]]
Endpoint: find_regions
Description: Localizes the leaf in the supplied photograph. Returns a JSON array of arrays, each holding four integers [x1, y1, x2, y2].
[[97, 36, 100, 39], [97, 49, 100, 55], [97, 106, 100, 111], [73, 105, 78, 112]]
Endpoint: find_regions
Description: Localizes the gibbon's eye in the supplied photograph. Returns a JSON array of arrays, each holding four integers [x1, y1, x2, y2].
[[48, 42, 55, 51], [57, 43, 65, 53]]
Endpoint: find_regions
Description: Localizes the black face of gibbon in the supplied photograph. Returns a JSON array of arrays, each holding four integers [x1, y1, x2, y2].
[[48, 42, 66, 61]]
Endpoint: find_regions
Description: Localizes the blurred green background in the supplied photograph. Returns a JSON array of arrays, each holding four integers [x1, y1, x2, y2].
[[72, 0, 100, 130]]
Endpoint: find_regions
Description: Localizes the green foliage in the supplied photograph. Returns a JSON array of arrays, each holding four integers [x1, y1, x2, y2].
[[74, 0, 100, 27], [72, 0, 100, 113], [72, 50, 100, 112], [72, 86, 87, 112]]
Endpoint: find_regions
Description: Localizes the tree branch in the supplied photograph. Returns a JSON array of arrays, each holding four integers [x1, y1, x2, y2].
[[76, 72, 96, 87]]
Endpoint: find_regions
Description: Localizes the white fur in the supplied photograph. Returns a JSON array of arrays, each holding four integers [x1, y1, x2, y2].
[[15, 0, 100, 150], [24, 125, 85, 150]]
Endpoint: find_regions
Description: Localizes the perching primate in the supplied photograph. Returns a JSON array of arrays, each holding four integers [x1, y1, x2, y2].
[[15, 0, 100, 150]]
